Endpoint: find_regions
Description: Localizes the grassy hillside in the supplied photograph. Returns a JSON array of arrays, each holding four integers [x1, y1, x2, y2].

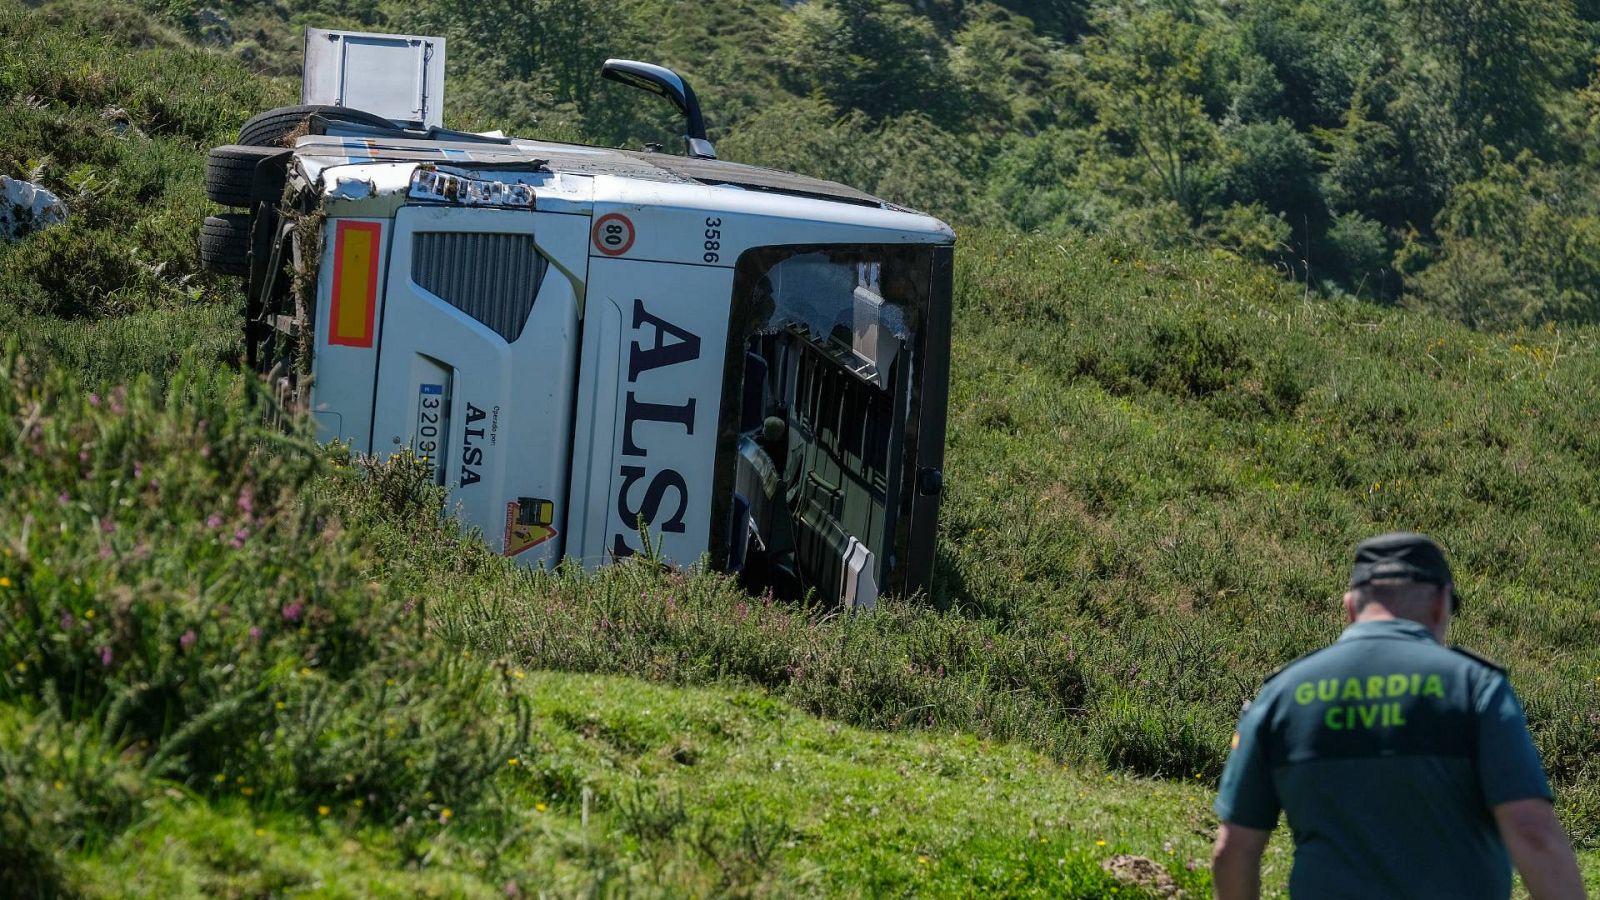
[[3, 0, 1599, 895]]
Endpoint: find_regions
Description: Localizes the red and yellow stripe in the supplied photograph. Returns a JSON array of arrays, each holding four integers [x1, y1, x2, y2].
[[328, 220, 382, 347]]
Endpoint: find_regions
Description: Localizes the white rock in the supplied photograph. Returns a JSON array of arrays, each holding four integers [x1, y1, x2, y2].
[[1, 176, 68, 239]]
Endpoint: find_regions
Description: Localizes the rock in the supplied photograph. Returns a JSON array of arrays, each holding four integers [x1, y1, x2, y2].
[[1, 176, 68, 240], [1101, 854, 1185, 898]]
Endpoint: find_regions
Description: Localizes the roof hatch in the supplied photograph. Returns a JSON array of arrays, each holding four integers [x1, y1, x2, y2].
[[302, 27, 446, 130]]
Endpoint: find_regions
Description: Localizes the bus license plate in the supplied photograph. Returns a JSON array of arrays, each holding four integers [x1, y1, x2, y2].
[[414, 383, 445, 483]]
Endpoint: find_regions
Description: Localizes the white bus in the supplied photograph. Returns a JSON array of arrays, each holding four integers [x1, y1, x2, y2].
[[201, 29, 953, 607]]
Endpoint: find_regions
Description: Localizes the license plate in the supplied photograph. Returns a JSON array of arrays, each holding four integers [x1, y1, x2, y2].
[[413, 383, 446, 483]]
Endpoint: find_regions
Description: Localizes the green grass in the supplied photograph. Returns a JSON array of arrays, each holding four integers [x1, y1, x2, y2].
[[940, 231, 1600, 838], [48, 672, 1226, 898], [3, 0, 1599, 894]]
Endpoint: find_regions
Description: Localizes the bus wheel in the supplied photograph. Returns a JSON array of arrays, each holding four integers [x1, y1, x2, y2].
[[200, 214, 251, 277]]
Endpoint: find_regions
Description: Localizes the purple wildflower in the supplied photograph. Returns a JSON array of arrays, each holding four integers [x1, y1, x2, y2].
[[237, 487, 255, 516], [282, 599, 305, 623], [229, 527, 248, 549], [59, 613, 74, 631], [101, 518, 116, 534], [88, 392, 100, 407], [180, 630, 197, 651], [200, 445, 211, 458], [99, 647, 113, 667], [98, 545, 113, 561], [133, 462, 143, 478], [733, 600, 749, 620], [206, 513, 223, 529], [57, 492, 70, 507], [248, 626, 262, 641], [79, 449, 90, 463]]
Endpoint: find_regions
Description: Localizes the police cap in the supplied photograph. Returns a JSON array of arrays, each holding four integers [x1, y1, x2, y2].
[[1348, 531, 1462, 611]]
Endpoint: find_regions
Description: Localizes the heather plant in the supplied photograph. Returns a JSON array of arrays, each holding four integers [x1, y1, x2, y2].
[[0, 352, 528, 887]]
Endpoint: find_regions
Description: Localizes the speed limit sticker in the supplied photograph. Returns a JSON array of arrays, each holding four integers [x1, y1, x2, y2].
[[592, 212, 636, 256]]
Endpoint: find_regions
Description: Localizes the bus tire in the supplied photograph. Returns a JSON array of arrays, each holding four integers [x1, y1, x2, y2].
[[200, 214, 252, 277], [205, 144, 283, 207], [238, 104, 397, 147]]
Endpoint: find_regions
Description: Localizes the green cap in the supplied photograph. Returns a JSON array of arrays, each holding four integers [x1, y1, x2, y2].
[[1349, 531, 1461, 611]]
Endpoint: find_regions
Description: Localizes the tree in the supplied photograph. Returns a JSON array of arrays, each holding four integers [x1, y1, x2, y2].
[[1391, 0, 1579, 176], [774, 0, 965, 125], [1411, 148, 1600, 325], [1078, 9, 1233, 219]]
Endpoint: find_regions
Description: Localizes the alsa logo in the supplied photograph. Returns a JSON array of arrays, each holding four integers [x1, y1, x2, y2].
[[461, 402, 488, 487], [611, 298, 700, 559]]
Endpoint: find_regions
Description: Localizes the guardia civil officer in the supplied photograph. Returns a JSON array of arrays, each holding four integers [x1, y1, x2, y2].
[[1210, 532, 1586, 900]]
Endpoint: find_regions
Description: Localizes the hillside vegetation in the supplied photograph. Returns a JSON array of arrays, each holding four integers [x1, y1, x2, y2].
[[138, 0, 1600, 330], [3, 0, 1599, 895]]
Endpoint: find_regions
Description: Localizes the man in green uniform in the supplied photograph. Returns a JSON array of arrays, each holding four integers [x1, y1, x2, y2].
[[1210, 532, 1586, 899]]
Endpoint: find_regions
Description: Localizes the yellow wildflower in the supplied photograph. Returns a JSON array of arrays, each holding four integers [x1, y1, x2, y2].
[[1095, 839, 1107, 847], [440, 808, 453, 820], [535, 802, 547, 813], [0, 577, 11, 588], [917, 856, 929, 865], [241, 787, 255, 796], [318, 805, 331, 816], [507, 757, 520, 767], [255, 828, 266, 837], [13, 662, 24, 673], [84, 609, 95, 619]]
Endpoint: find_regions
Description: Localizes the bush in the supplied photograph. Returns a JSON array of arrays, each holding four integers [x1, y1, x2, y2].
[[0, 353, 528, 885], [1323, 210, 1391, 296]]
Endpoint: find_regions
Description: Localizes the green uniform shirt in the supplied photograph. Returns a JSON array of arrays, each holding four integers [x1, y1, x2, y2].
[[1214, 619, 1552, 899]]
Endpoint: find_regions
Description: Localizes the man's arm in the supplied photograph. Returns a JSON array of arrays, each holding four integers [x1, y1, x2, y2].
[[1212, 690, 1280, 900], [1212, 822, 1271, 900], [1492, 798, 1586, 900]]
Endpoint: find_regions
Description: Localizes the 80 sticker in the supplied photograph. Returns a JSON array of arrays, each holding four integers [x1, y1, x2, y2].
[[592, 212, 636, 257]]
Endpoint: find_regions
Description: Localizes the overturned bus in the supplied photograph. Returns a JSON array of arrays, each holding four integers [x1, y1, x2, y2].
[[200, 28, 952, 607]]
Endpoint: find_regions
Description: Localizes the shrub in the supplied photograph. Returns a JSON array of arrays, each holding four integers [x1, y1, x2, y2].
[[1323, 210, 1391, 296], [0, 353, 528, 886]]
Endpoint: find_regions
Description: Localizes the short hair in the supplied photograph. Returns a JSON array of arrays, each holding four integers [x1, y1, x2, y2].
[[1349, 578, 1446, 615]]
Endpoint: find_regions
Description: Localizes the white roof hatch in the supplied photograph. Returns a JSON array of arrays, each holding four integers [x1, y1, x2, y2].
[[302, 27, 445, 129]]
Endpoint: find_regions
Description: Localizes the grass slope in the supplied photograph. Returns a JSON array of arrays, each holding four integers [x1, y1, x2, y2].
[[940, 232, 1600, 836], [58, 672, 1226, 898], [3, 1, 1599, 895]]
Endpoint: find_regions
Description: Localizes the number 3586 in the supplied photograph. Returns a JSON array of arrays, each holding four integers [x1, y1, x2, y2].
[[703, 217, 722, 264]]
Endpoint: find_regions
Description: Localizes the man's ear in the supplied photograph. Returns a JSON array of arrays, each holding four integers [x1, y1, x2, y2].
[[1434, 585, 1452, 626], [1342, 591, 1358, 623]]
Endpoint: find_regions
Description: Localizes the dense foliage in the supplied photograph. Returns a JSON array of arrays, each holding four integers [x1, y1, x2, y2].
[[5, 0, 1600, 893], [115, 0, 1600, 329], [11, 0, 1600, 327]]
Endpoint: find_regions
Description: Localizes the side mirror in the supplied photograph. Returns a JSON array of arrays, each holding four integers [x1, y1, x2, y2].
[[601, 59, 716, 160]]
